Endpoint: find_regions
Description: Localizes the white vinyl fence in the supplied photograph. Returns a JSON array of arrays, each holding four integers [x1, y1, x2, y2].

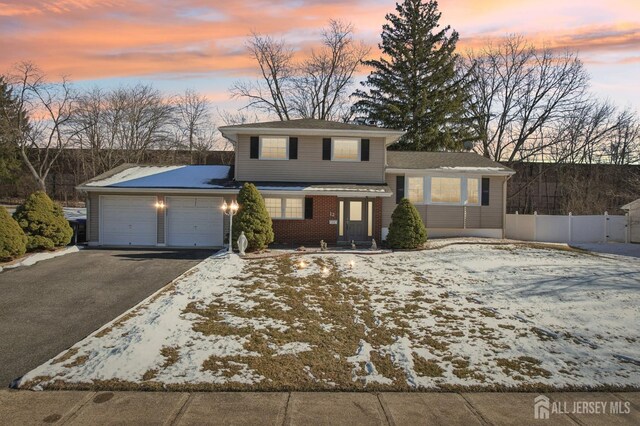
[[505, 212, 630, 243]]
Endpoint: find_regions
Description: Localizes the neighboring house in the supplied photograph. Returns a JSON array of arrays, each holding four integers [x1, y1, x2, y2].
[[76, 119, 514, 248]]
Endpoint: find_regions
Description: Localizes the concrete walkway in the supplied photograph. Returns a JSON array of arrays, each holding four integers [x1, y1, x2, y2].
[[0, 390, 638, 425]]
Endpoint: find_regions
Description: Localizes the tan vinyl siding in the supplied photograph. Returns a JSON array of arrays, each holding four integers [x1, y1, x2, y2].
[[382, 174, 506, 229], [235, 134, 386, 183]]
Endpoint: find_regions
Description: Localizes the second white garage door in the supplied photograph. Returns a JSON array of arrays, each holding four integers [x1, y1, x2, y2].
[[166, 197, 223, 247]]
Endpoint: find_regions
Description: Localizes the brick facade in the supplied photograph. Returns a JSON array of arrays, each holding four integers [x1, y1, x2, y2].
[[271, 195, 384, 246], [272, 196, 339, 245]]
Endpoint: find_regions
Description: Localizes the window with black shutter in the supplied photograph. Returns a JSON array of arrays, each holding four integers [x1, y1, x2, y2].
[[249, 136, 259, 159], [481, 178, 490, 206], [289, 137, 298, 159], [304, 198, 313, 219], [396, 175, 405, 204], [322, 138, 331, 160], [361, 139, 370, 161]]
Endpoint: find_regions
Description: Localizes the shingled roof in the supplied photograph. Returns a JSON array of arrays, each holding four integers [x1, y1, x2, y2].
[[219, 118, 397, 132], [386, 151, 514, 173]]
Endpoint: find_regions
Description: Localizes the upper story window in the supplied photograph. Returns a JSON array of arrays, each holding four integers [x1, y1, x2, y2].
[[332, 138, 360, 161], [431, 177, 461, 203], [260, 137, 288, 160]]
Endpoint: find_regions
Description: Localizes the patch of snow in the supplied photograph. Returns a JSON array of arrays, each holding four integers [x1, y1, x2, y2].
[[86, 165, 231, 188], [85, 166, 183, 186], [1, 246, 80, 273], [438, 166, 507, 171]]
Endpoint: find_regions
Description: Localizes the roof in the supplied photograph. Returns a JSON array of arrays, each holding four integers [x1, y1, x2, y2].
[[386, 151, 514, 174], [248, 182, 392, 196], [621, 199, 640, 210], [80, 165, 232, 189], [220, 118, 394, 132], [219, 118, 405, 145]]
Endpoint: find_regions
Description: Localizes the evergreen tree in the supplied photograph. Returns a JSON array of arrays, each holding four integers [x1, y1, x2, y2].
[[0, 76, 26, 182], [386, 198, 427, 249], [353, 0, 473, 151], [232, 183, 274, 252], [0, 206, 27, 261], [13, 191, 73, 251]]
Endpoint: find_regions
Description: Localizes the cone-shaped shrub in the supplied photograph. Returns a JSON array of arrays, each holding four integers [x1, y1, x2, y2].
[[0, 205, 27, 261], [386, 198, 427, 249], [231, 183, 274, 252], [13, 191, 73, 251]]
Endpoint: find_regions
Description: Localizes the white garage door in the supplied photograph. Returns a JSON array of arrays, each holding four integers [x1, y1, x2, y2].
[[166, 197, 223, 247], [101, 196, 157, 246]]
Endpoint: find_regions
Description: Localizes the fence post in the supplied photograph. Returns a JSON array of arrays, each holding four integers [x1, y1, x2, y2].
[[533, 211, 538, 241], [603, 211, 609, 243], [568, 212, 572, 243], [626, 212, 630, 244]]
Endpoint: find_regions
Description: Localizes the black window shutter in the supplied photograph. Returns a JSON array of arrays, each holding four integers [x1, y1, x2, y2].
[[361, 139, 370, 161], [304, 198, 313, 219], [322, 138, 331, 160], [250, 136, 259, 159], [396, 176, 405, 204], [289, 137, 298, 159], [481, 177, 490, 206]]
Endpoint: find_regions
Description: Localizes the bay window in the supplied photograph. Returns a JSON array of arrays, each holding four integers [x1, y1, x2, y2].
[[467, 178, 479, 205], [407, 176, 424, 204], [404, 176, 482, 205], [431, 177, 461, 203]]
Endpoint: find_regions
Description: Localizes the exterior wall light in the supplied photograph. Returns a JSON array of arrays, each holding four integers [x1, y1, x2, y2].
[[155, 201, 165, 209]]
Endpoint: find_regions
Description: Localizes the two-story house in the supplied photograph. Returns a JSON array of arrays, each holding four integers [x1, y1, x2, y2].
[[77, 119, 514, 247]]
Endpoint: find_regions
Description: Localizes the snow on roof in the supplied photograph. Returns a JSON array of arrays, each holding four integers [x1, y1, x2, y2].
[[438, 167, 507, 171], [86, 165, 231, 188]]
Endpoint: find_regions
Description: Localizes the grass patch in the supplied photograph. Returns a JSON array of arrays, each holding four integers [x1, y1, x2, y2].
[[496, 356, 552, 379], [413, 355, 444, 377]]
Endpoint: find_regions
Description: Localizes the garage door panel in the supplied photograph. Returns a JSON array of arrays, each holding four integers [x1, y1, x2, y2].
[[101, 196, 157, 246], [166, 196, 223, 247]]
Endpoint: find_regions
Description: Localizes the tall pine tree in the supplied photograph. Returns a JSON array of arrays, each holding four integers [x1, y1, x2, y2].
[[353, 0, 473, 151], [0, 76, 27, 182]]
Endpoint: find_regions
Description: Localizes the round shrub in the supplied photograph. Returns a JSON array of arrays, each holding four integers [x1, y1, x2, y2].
[[386, 198, 428, 249], [232, 183, 274, 252], [0, 205, 27, 261], [13, 191, 73, 251]]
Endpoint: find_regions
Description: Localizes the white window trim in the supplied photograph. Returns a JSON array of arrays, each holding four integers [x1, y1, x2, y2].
[[259, 135, 289, 160], [331, 137, 360, 162], [264, 196, 305, 219], [404, 175, 481, 206]]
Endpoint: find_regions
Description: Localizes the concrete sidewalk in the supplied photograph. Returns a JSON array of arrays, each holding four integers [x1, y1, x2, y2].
[[0, 390, 638, 425]]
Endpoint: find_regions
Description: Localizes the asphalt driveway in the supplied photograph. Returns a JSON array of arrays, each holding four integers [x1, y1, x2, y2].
[[0, 248, 211, 388]]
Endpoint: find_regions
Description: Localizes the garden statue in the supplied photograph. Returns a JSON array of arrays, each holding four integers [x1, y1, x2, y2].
[[371, 239, 377, 250], [351, 240, 356, 250], [320, 240, 327, 251], [237, 231, 248, 255]]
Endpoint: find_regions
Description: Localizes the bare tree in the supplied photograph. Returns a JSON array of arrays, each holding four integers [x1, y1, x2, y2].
[[7, 61, 81, 192], [466, 35, 589, 162], [231, 20, 369, 121], [175, 89, 213, 162], [231, 34, 294, 120]]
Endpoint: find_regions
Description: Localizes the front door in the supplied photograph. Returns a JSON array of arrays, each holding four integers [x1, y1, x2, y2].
[[341, 199, 368, 242]]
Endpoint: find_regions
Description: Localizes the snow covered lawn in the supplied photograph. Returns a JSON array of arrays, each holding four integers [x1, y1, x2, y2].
[[18, 244, 640, 391]]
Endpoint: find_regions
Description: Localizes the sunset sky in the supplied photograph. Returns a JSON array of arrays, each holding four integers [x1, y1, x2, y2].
[[1, 0, 639, 114]]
